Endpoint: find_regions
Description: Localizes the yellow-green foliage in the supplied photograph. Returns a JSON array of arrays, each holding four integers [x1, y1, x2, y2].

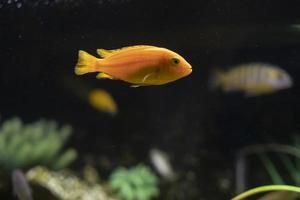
[[109, 164, 159, 200], [26, 166, 118, 200], [232, 185, 300, 200], [0, 117, 77, 170]]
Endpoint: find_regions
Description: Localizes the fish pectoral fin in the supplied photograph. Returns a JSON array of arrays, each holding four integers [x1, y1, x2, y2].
[[142, 72, 156, 83], [96, 73, 115, 80], [130, 72, 156, 87], [96, 49, 113, 58]]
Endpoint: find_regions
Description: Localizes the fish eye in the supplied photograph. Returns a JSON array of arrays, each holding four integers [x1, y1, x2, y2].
[[171, 58, 180, 65]]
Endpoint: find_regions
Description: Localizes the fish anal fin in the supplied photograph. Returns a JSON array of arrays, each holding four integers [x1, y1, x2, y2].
[[244, 86, 275, 97], [130, 83, 152, 88], [244, 90, 262, 97], [96, 73, 115, 80], [244, 92, 258, 97], [222, 85, 235, 93], [130, 85, 142, 88]]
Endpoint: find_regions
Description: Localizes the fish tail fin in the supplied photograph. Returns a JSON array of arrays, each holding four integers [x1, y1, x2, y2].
[[75, 50, 99, 75], [209, 69, 226, 90]]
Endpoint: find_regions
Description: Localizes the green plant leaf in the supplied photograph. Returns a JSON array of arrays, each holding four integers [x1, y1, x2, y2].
[[259, 154, 285, 185]]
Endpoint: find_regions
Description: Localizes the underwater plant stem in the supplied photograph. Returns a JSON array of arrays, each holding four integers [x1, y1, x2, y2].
[[293, 134, 300, 185], [278, 154, 300, 185], [231, 185, 300, 200], [258, 154, 285, 184], [235, 154, 247, 193]]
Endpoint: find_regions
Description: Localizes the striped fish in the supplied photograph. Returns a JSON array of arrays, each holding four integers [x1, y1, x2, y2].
[[210, 63, 292, 97]]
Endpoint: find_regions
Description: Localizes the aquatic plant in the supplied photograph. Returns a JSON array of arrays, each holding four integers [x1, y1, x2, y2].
[[231, 185, 300, 200], [234, 136, 300, 200], [235, 141, 300, 193], [256, 136, 300, 187], [26, 166, 118, 200], [0, 117, 77, 170], [109, 164, 159, 200]]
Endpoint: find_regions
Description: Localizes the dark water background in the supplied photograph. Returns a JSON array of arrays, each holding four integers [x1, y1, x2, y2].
[[1, 0, 300, 199]]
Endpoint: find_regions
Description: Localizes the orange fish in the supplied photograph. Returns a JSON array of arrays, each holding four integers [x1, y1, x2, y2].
[[74, 45, 192, 86]]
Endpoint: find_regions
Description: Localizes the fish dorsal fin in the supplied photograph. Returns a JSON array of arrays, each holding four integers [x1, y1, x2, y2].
[[96, 73, 115, 80], [96, 49, 113, 58], [97, 45, 154, 58]]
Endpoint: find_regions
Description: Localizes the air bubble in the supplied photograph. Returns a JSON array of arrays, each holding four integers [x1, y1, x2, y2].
[[16, 2, 22, 8]]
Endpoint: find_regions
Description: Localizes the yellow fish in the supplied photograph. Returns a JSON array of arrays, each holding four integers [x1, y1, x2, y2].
[[74, 45, 192, 86], [210, 63, 293, 97], [88, 89, 118, 115]]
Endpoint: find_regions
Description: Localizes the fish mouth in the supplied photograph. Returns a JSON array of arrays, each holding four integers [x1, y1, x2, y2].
[[283, 77, 293, 88], [183, 68, 192, 77], [285, 82, 293, 89]]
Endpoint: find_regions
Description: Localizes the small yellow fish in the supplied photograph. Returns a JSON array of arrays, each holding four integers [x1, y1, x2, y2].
[[74, 45, 192, 86], [88, 89, 118, 115], [210, 63, 293, 97]]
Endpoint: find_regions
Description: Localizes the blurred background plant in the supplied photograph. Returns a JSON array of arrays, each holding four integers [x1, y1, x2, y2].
[[235, 134, 300, 200], [109, 164, 159, 200], [0, 118, 161, 200], [0, 117, 77, 171], [258, 135, 300, 186], [26, 166, 119, 200], [0, 117, 78, 199]]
